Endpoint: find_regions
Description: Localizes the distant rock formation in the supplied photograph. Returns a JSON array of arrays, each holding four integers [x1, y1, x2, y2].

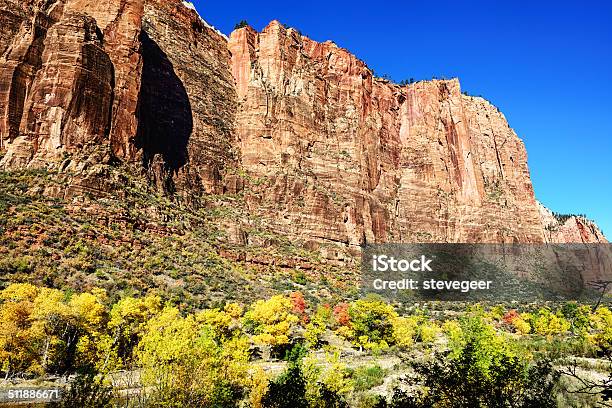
[[539, 202, 608, 244], [229, 22, 545, 245]]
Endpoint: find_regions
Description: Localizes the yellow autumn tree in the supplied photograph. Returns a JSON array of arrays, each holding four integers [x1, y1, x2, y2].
[[71, 289, 108, 369], [343, 296, 398, 350], [1, 284, 116, 376], [196, 302, 243, 340], [0, 283, 40, 376], [532, 308, 571, 337], [512, 313, 532, 335], [137, 306, 250, 406], [588, 306, 612, 350], [303, 351, 354, 406], [245, 295, 299, 346], [393, 315, 420, 348], [249, 366, 269, 408], [29, 287, 111, 374], [96, 294, 162, 372], [24, 287, 73, 374]]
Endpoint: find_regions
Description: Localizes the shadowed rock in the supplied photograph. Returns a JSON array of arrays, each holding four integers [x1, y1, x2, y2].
[[135, 30, 192, 192]]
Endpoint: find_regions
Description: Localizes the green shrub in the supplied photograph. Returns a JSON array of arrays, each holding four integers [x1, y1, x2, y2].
[[351, 364, 385, 391], [234, 20, 249, 29], [346, 295, 398, 350], [380, 345, 558, 407], [49, 373, 113, 408], [262, 362, 309, 408]]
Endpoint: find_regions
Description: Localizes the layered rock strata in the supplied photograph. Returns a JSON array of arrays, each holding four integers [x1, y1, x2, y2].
[[0, 0, 236, 194], [539, 202, 608, 244], [229, 22, 546, 246], [0, 2, 606, 246]]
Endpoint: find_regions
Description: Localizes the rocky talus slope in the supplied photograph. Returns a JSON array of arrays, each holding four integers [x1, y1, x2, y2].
[[0, 0, 606, 259]]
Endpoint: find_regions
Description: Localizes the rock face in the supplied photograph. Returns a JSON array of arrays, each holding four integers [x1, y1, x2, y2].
[[63, 0, 145, 161], [0, 1, 98, 164], [0, 0, 139, 167], [0, 0, 237, 194], [229, 22, 546, 246], [137, 0, 237, 194], [0, 2, 606, 246], [539, 202, 608, 244]]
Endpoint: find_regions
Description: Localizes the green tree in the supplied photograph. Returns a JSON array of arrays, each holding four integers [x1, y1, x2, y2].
[[386, 347, 558, 407], [263, 361, 309, 408], [381, 316, 559, 407], [234, 20, 249, 29], [263, 345, 348, 408], [346, 296, 398, 350], [49, 373, 113, 408]]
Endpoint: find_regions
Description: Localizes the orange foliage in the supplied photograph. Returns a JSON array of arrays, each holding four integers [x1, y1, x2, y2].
[[503, 310, 520, 325], [290, 292, 307, 315], [333, 302, 350, 326]]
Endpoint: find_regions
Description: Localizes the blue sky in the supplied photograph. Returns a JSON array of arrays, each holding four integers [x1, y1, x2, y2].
[[195, 0, 611, 237]]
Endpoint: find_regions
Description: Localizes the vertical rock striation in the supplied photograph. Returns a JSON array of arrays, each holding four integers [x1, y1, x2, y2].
[[229, 22, 547, 246], [63, 0, 146, 161], [0, 0, 136, 167], [0, 3, 606, 247], [0, 0, 238, 194], [136, 0, 237, 194]]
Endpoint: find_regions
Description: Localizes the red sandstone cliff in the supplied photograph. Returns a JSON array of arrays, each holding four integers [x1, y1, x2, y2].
[[0, 0, 142, 166], [0, 1, 606, 246], [0, 0, 236, 194], [229, 22, 547, 245], [539, 202, 608, 244]]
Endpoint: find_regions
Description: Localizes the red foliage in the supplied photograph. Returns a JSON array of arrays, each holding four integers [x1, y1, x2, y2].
[[290, 291, 307, 316], [333, 302, 350, 326], [503, 309, 520, 325]]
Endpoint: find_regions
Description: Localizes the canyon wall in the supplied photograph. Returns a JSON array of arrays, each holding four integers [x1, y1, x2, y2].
[[0, 0, 236, 194], [539, 202, 607, 244], [229, 22, 546, 246], [137, 0, 237, 194], [0, 1, 606, 245], [0, 0, 141, 167]]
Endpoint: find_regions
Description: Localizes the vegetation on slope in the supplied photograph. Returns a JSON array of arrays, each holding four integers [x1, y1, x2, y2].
[[1, 166, 611, 407], [0, 166, 355, 310]]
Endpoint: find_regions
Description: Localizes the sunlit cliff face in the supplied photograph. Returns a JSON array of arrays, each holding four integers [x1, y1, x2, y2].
[[0, 1, 606, 248]]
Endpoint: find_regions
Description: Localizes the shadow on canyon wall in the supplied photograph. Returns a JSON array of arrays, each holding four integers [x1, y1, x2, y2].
[[135, 31, 192, 192]]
